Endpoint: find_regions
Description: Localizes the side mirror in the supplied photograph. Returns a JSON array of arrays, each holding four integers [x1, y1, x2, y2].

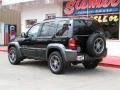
[[21, 32, 26, 37]]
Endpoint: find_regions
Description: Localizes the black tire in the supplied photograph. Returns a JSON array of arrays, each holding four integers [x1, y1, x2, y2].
[[48, 51, 67, 74], [87, 33, 106, 57], [8, 47, 22, 65], [82, 60, 101, 69]]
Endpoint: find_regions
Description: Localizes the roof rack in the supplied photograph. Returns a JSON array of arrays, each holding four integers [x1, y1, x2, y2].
[[44, 16, 68, 21], [44, 16, 92, 21]]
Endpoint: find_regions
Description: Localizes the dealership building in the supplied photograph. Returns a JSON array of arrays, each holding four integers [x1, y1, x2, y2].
[[1, 0, 120, 56]]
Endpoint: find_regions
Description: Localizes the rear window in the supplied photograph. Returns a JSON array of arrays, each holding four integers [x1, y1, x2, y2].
[[73, 19, 102, 35], [85, 20, 101, 29], [74, 20, 86, 27], [73, 20, 87, 35], [74, 20, 86, 28]]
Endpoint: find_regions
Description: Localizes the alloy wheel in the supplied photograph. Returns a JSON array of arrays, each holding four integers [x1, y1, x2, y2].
[[9, 49, 17, 63], [94, 38, 104, 54], [50, 55, 61, 72]]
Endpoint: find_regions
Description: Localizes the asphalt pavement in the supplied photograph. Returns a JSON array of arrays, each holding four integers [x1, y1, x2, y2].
[[0, 52, 120, 90]]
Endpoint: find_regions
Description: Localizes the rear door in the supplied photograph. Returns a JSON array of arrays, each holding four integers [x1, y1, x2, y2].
[[35, 21, 57, 60], [73, 20, 89, 52]]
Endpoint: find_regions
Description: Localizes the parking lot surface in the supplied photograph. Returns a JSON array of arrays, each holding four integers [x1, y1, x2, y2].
[[0, 52, 120, 90]]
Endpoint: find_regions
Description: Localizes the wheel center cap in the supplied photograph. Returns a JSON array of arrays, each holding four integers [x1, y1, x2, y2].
[[54, 60, 58, 66], [96, 43, 101, 49], [12, 53, 15, 58]]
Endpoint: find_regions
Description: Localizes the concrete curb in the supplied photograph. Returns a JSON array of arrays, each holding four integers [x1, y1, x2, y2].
[[99, 63, 120, 68], [100, 56, 120, 69]]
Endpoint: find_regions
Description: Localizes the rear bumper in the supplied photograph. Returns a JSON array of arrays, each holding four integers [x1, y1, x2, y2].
[[65, 49, 107, 62]]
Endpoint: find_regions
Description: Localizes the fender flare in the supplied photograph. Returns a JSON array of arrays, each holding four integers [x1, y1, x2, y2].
[[46, 43, 67, 61], [8, 42, 22, 57]]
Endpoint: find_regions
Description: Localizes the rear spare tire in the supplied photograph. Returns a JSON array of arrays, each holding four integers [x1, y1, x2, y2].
[[87, 33, 106, 57]]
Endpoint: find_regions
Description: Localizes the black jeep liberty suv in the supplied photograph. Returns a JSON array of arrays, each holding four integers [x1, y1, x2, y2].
[[8, 17, 107, 74]]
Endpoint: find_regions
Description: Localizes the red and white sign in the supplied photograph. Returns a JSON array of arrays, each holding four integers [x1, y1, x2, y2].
[[63, 0, 120, 16]]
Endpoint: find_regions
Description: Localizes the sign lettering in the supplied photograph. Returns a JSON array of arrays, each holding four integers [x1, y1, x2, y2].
[[92, 15, 119, 22], [63, 0, 120, 16]]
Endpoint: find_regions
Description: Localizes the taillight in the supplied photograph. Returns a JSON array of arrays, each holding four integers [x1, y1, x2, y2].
[[68, 38, 76, 50]]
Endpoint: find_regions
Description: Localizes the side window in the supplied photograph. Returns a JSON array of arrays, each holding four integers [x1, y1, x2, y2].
[[48, 22, 56, 36], [27, 24, 41, 37], [56, 20, 70, 36], [40, 23, 49, 36], [40, 22, 56, 37]]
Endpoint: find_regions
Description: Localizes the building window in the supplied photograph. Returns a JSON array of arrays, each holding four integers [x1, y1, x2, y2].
[[92, 14, 119, 40], [45, 13, 56, 20], [26, 19, 37, 28]]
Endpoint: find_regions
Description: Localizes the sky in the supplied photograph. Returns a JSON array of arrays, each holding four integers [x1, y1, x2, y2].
[[2, 0, 35, 5]]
